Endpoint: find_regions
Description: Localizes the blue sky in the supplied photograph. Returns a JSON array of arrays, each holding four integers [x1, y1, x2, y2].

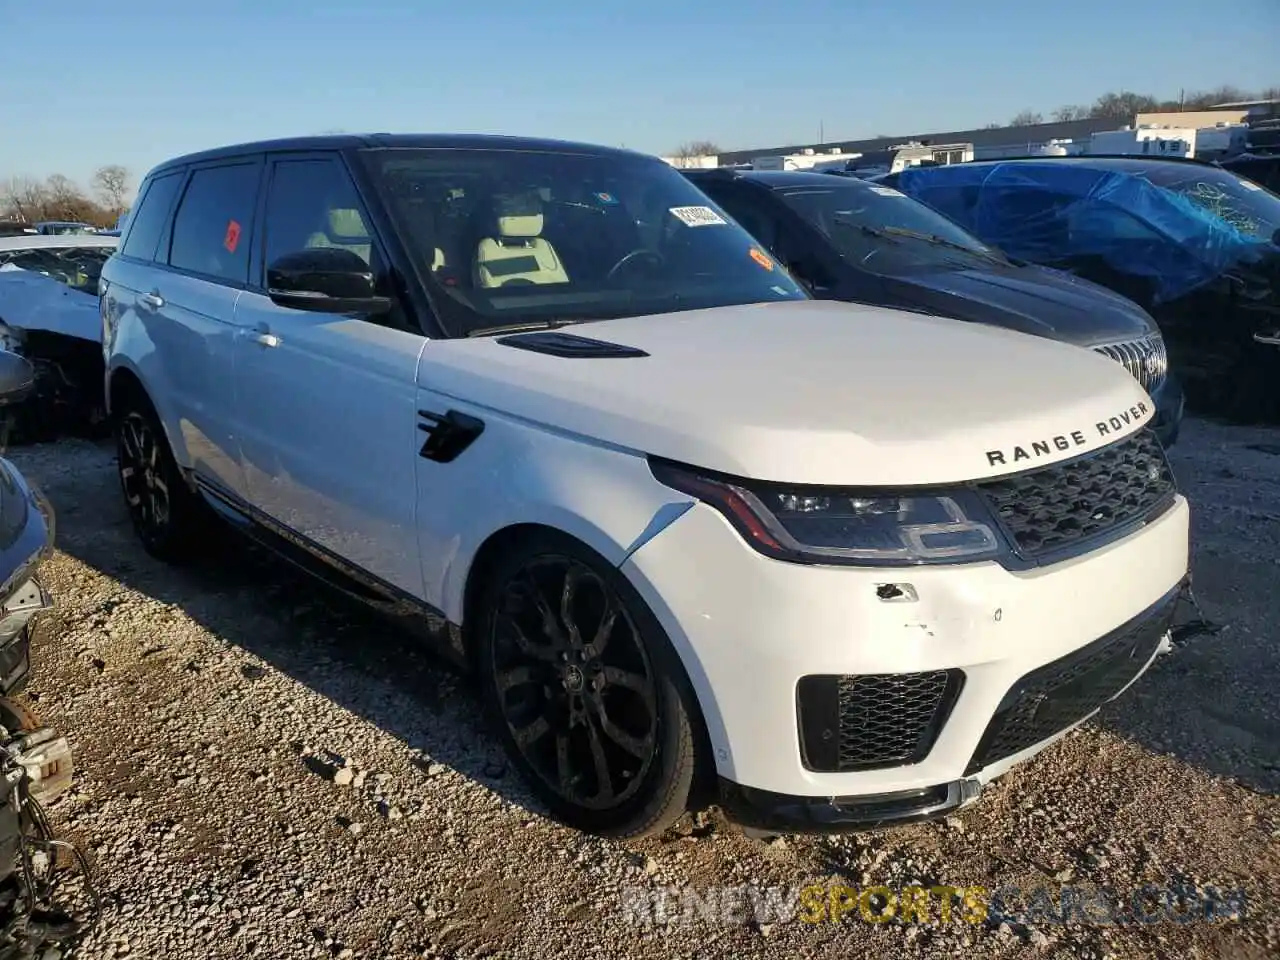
[[2, 0, 1276, 196]]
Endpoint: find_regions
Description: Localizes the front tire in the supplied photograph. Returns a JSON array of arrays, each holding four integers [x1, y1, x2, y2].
[[114, 398, 209, 563], [475, 533, 702, 839]]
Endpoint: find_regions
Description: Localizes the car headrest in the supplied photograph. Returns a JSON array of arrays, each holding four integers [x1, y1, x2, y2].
[[494, 193, 544, 239]]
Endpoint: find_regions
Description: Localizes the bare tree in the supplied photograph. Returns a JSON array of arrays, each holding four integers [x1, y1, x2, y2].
[[44, 174, 88, 220], [669, 140, 722, 167], [1089, 90, 1159, 123], [1, 177, 49, 222], [1052, 104, 1091, 122], [1009, 110, 1045, 127], [1183, 85, 1250, 109], [92, 165, 131, 216]]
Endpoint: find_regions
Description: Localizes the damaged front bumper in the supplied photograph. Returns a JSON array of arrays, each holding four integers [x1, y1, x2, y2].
[[0, 458, 55, 695], [716, 577, 1210, 835]]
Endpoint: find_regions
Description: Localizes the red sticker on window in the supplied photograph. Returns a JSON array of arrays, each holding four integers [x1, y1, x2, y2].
[[749, 247, 774, 270], [223, 220, 242, 253]]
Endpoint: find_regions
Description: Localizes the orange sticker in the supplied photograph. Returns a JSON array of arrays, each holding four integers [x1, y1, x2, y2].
[[224, 219, 242, 253], [749, 247, 774, 270]]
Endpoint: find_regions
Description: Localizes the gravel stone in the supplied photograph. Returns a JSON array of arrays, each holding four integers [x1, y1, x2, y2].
[[10, 420, 1280, 958]]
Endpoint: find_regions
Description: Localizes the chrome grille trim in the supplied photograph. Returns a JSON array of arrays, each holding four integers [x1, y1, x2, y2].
[[1092, 334, 1168, 393]]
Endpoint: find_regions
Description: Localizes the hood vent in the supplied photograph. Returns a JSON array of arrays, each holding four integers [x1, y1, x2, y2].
[[495, 331, 649, 359]]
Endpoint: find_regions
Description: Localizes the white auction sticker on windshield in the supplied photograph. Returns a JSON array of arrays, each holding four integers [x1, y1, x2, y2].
[[870, 186, 906, 197], [669, 205, 728, 226]]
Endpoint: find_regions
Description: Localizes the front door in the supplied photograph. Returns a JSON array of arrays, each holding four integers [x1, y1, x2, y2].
[[232, 154, 429, 599]]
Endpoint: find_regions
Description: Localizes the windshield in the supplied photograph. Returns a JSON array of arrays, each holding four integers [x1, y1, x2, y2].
[[1141, 165, 1280, 243], [37, 223, 95, 235], [0, 244, 112, 293], [776, 182, 1007, 276], [360, 148, 807, 335]]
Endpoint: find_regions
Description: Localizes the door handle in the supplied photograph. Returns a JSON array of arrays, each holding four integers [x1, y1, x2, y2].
[[252, 322, 281, 348], [1255, 332, 1280, 347], [138, 291, 164, 310]]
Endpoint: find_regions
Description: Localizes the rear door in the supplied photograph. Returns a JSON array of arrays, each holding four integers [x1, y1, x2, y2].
[[231, 152, 428, 598], [150, 158, 264, 496]]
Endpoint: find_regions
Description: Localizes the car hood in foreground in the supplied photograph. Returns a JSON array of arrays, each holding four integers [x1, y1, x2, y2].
[[885, 264, 1159, 346], [419, 299, 1156, 486]]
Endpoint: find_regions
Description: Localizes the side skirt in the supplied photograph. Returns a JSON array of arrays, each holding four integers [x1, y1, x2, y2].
[[188, 473, 470, 671]]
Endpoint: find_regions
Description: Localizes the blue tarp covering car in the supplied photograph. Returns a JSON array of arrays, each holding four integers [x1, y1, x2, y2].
[[887, 158, 1280, 423]]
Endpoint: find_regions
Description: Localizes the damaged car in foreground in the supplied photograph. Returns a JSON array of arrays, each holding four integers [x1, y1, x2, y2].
[[104, 134, 1192, 838], [0, 235, 117, 442], [0, 350, 54, 696]]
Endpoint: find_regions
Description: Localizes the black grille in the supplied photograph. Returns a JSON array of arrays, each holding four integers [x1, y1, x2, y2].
[[965, 589, 1178, 774], [797, 670, 964, 772], [975, 429, 1175, 561]]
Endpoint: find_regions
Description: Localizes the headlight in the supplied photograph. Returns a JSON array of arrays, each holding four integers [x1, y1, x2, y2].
[[650, 460, 1002, 566]]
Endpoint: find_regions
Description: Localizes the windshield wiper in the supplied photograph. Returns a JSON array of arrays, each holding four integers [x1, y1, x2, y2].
[[838, 219, 1008, 265]]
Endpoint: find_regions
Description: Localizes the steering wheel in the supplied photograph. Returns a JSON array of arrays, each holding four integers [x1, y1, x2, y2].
[[606, 248, 665, 281]]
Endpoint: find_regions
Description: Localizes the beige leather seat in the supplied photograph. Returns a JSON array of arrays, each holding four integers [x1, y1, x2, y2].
[[306, 208, 372, 264], [473, 193, 568, 288]]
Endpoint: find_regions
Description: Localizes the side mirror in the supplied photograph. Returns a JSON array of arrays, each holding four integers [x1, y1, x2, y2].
[[0, 351, 34, 406], [266, 248, 394, 315]]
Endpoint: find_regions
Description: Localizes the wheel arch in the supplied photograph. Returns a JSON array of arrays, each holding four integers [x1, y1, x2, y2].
[[106, 361, 190, 468], [457, 520, 721, 809]]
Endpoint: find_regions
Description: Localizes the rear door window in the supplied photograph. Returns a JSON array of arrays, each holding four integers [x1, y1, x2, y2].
[[120, 171, 183, 262], [167, 161, 263, 284]]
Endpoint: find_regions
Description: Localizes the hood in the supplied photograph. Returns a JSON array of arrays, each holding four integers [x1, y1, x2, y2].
[[884, 264, 1158, 346], [0, 269, 101, 341], [419, 300, 1157, 487]]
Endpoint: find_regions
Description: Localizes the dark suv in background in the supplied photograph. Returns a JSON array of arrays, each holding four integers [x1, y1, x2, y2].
[[683, 168, 1184, 446], [883, 156, 1280, 424]]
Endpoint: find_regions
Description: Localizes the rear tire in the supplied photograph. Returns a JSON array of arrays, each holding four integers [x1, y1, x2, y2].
[[114, 396, 211, 563], [474, 532, 702, 839]]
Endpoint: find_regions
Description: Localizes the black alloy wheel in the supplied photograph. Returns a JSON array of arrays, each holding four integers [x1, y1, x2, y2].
[[477, 535, 701, 838], [114, 400, 208, 563], [118, 411, 172, 545]]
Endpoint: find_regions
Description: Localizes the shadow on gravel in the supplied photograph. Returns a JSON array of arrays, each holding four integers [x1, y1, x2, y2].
[[34, 440, 549, 822], [25, 419, 1280, 815], [1090, 419, 1280, 798]]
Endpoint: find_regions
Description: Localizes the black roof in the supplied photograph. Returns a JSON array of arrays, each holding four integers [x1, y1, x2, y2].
[[149, 133, 654, 175], [683, 168, 878, 190]]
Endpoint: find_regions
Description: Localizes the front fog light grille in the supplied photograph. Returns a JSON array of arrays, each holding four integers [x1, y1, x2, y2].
[[797, 670, 965, 772]]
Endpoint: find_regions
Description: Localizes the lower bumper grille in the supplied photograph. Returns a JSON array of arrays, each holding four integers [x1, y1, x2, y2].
[[965, 589, 1179, 775], [797, 670, 964, 772]]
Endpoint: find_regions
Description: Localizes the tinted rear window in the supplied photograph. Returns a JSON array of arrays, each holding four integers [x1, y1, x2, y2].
[[121, 171, 183, 261]]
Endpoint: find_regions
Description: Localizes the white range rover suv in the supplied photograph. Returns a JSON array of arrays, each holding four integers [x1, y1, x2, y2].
[[100, 135, 1191, 838]]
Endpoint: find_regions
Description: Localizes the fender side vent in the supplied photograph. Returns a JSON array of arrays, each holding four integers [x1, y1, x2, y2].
[[495, 331, 649, 358]]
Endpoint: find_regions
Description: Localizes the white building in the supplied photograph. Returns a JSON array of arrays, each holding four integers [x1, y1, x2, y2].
[[1084, 123, 1249, 159]]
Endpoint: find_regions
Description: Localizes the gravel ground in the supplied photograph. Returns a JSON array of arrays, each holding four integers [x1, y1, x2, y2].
[[8, 416, 1280, 960]]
